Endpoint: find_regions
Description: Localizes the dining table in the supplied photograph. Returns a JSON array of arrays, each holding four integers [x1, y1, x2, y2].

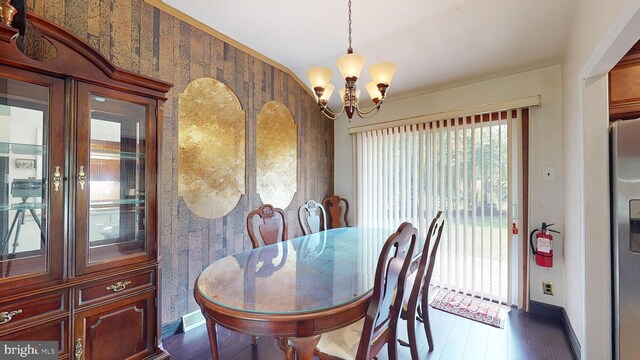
[[194, 226, 401, 360]]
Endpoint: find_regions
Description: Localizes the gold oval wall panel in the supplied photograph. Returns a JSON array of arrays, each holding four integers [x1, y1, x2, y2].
[[256, 101, 297, 209], [178, 78, 246, 219]]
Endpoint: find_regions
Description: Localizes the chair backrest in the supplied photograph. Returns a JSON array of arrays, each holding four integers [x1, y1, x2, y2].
[[251, 242, 289, 277], [357, 222, 417, 360], [298, 199, 327, 235], [246, 204, 288, 248], [406, 211, 445, 312], [322, 195, 350, 228]]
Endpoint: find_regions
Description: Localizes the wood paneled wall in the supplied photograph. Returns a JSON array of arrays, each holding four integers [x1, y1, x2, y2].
[[27, 0, 334, 324]]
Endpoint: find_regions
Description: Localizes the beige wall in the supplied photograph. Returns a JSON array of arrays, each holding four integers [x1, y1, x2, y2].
[[562, 0, 640, 358], [334, 64, 565, 307]]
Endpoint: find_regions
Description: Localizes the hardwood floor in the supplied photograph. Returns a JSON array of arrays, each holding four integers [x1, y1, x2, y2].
[[162, 307, 576, 360]]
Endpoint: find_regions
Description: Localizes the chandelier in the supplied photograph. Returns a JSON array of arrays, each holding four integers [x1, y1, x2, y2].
[[306, 0, 397, 121]]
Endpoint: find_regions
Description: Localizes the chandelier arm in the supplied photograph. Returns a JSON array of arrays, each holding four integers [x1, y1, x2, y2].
[[319, 101, 338, 116], [355, 105, 382, 119], [319, 102, 345, 120], [354, 96, 386, 116], [322, 108, 344, 120], [355, 104, 380, 116]]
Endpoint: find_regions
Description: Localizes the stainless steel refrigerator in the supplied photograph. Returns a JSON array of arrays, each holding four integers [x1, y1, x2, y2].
[[611, 118, 640, 360]]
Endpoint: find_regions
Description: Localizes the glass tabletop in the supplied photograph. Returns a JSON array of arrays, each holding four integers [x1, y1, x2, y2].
[[196, 227, 396, 315]]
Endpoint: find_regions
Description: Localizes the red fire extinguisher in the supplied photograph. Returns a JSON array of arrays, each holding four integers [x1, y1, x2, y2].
[[529, 222, 560, 268]]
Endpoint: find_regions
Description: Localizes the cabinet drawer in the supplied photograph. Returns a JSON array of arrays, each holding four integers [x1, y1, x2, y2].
[[0, 291, 68, 333], [76, 269, 155, 307], [1, 317, 69, 358]]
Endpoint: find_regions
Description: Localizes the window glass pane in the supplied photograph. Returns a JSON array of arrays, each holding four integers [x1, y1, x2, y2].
[[88, 95, 146, 263], [0, 78, 48, 277]]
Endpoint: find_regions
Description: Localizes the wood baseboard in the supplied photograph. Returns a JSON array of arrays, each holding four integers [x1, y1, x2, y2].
[[161, 318, 183, 339], [529, 300, 581, 359]]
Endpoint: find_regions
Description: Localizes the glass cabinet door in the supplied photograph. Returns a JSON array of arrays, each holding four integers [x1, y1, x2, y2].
[[75, 83, 156, 275], [0, 69, 65, 285]]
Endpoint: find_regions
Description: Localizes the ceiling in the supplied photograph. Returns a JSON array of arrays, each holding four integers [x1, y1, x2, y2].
[[164, 0, 576, 105]]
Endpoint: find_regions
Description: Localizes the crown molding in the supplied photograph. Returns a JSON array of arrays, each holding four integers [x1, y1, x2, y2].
[[144, 0, 314, 98]]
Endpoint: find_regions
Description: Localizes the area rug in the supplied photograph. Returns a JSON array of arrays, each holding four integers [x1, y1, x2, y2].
[[430, 288, 506, 328]]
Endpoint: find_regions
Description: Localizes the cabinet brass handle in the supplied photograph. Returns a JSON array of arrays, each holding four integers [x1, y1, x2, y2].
[[78, 165, 86, 191], [75, 338, 83, 360], [52, 166, 62, 192], [106, 280, 132, 292], [0, 309, 22, 325]]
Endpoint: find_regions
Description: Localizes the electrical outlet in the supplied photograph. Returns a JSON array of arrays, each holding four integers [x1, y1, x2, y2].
[[542, 281, 554, 295]]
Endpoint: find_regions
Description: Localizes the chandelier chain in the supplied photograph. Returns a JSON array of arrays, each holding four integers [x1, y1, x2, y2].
[[347, 0, 352, 52]]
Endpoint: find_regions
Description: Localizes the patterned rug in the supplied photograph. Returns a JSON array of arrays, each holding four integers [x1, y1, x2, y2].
[[430, 288, 506, 328]]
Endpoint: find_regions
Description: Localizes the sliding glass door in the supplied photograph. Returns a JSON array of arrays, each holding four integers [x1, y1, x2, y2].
[[355, 109, 523, 304]]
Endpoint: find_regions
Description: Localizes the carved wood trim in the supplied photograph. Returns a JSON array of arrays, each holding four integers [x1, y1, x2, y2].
[[27, 13, 171, 93], [88, 304, 145, 333], [0, 12, 171, 98], [322, 195, 350, 229], [298, 200, 327, 235], [246, 204, 288, 248], [0, 23, 17, 43]]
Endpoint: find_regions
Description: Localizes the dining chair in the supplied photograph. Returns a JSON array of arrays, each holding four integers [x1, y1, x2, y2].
[[315, 222, 418, 360], [322, 195, 350, 229], [298, 199, 327, 235], [245, 203, 289, 348], [399, 211, 445, 357], [246, 204, 288, 249]]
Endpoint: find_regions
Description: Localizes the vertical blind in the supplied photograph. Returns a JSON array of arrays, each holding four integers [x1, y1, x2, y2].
[[355, 109, 522, 303]]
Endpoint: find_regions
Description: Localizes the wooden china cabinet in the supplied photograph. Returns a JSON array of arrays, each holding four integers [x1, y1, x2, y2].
[[0, 13, 171, 360]]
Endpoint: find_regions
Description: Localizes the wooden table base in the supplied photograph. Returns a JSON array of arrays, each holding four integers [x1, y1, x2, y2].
[[277, 337, 294, 360], [289, 335, 321, 360], [205, 319, 220, 360], [206, 318, 320, 360]]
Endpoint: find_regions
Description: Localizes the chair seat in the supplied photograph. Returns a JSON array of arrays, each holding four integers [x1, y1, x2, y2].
[[317, 223, 418, 360], [316, 318, 365, 360]]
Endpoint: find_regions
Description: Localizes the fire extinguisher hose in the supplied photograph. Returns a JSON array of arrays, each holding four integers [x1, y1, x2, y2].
[[529, 229, 540, 256]]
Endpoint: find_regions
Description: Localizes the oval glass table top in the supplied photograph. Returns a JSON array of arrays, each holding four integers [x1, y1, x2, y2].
[[196, 227, 395, 315]]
